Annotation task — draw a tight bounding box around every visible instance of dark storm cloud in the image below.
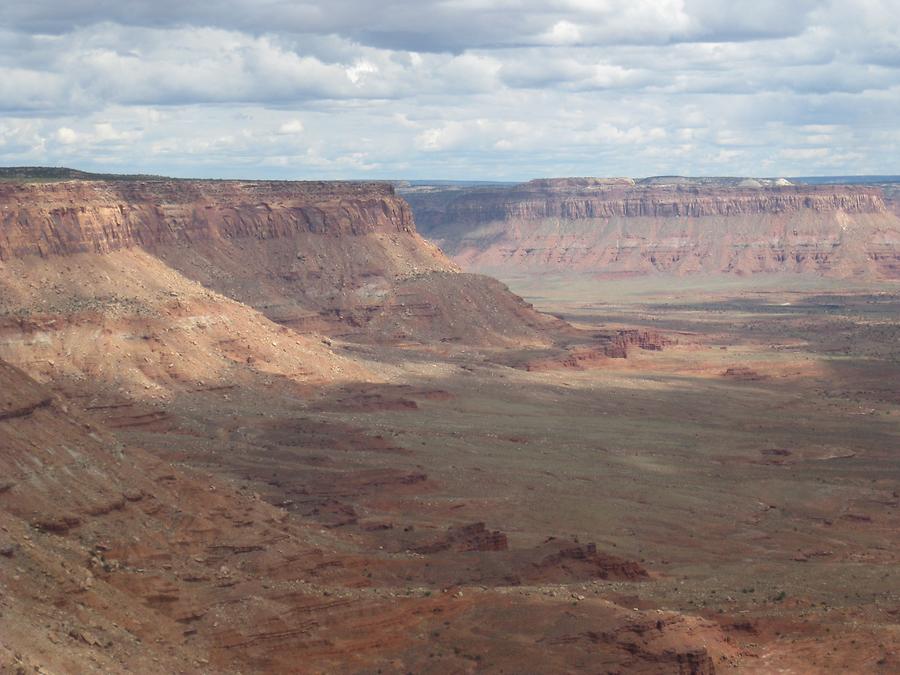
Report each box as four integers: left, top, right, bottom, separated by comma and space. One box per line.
3, 0, 823, 51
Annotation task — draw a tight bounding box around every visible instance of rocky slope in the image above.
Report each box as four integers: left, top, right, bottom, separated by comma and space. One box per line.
1, 358, 740, 673
0, 356, 332, 672
0, 179, 560, 348
405, 177, 900, 278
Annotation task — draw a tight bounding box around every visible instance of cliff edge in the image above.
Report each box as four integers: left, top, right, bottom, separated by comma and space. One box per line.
405, 178, 900, 278
0, 177, 561, 362
0, 180, 414, 260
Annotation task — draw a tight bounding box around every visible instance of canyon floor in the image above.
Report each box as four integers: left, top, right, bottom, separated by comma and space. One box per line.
478, 273, 900, 672
7, 270, 898, 672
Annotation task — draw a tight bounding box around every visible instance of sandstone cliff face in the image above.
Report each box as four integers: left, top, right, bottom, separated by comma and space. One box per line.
0, 178, 558, 351
883, 185, 900, 217
410, 178, 888, 224
405, 178, 900, 278
0, 180, 414, 260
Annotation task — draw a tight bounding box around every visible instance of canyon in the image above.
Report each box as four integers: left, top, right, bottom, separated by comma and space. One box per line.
404, 177, 900, 279
1, 172, 899, 673
0, 179, 561, 345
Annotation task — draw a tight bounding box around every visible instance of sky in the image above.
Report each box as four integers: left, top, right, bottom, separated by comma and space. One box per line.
0, 1, 898, 180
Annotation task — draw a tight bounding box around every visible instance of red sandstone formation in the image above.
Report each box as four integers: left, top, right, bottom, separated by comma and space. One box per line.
536, 542, 649, 581
412, 522, 509, 554
520, 329, 669, 371
0, 180, 414, 260
606, 329, 669, 354
0, 178, 561, 347
404, 177, 900, 278
410, 177, 887, 223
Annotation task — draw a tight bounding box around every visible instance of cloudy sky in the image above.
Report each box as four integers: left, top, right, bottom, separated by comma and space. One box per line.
1, 1, 898, 179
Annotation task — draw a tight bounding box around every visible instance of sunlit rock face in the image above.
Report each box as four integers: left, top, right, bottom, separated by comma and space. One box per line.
405, 178, 900, 279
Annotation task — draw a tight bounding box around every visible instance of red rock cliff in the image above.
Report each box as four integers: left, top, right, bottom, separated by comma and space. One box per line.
0, 178, 560, 347
405, 178, 900, 278
408, 178, 888, 225
0, 180, 414, 260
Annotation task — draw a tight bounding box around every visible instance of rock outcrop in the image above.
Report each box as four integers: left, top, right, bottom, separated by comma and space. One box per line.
404, 177, 900, 278
0, 178, 560, 348
409, 177, 887, 223
412, 522, 509, 554
520, 330, 669, 371
0, 180, 414, 260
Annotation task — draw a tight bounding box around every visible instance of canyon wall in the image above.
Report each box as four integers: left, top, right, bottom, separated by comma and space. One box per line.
0, 180, 415, 260
0, 178, 561, 376
405, 178, 900, 278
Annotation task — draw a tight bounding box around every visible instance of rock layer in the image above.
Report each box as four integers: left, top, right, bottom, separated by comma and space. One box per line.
0, 180, 413, 260
0, 178, 558, 348
405, 178, 900, 278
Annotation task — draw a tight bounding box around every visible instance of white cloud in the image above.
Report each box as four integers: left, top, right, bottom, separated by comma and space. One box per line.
0, 0, 814, 51
541, 21, 583, 46
0, 2, 896, 178
345, 59, 377, 84
92, 122, 140, 143
278, 119, 305, 134
415, 119, 535, 153
778, 147, 830, 160
55, 127, 79, 144
415, 124, 466, 152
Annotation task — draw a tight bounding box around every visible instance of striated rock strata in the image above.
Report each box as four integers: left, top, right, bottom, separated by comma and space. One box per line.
405, 177, 900, 278
0, 179, 560, 353
0, 180, 415, 260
